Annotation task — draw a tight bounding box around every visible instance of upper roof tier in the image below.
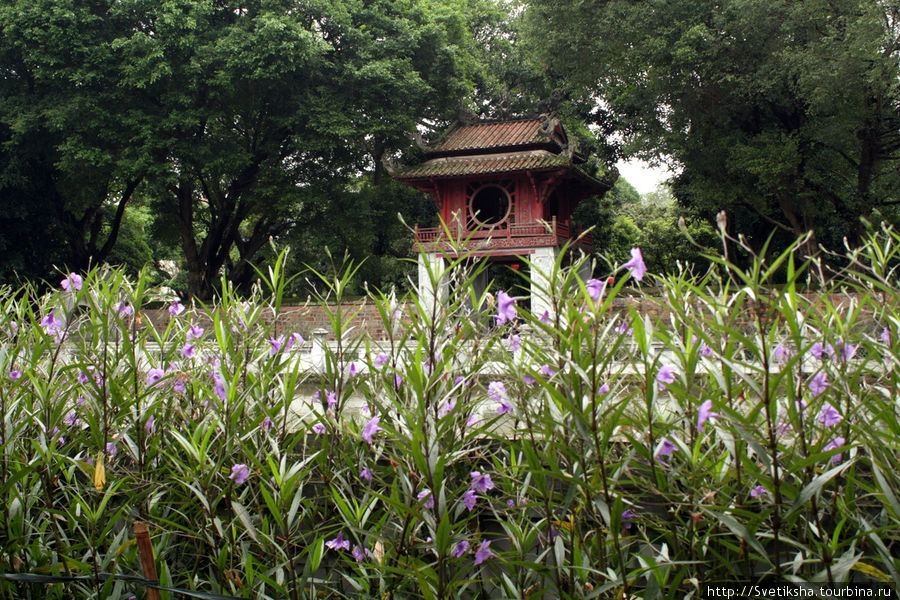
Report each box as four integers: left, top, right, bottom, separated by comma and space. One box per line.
422, 118, 568, 157
388, 115, 612, 193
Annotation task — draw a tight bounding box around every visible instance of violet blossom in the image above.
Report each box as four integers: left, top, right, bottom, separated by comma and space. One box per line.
808, 371, 830, 397
656, 365, 677, 390
60, 273, 83, 292
470, 471, 495, 493
817, 403, 842, 427
473, 541, 495, 566
452, 540, 470, 558
462, 489, 478, 511
622, 247, 647, 281
697, 400, 719, 433
495, 291, 517, 325
361, 416, 382, 445
229, 463, 250, 485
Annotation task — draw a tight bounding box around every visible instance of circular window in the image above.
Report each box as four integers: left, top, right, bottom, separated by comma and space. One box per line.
470, 185, 510, 226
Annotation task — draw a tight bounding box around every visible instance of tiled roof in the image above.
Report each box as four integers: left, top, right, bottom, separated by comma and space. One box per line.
426, 119, 563, 155
394, 150, 571, 179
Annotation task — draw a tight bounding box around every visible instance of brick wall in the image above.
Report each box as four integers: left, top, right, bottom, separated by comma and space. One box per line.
140, 291, 876, 342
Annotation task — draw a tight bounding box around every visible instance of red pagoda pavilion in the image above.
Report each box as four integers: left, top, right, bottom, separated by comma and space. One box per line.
389, 115, 615, 315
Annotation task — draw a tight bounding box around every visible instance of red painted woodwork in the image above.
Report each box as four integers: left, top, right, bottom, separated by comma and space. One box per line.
389, 117, 612, 256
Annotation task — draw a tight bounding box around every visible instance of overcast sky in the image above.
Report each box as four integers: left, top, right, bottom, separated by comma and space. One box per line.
616, 159, 673, 195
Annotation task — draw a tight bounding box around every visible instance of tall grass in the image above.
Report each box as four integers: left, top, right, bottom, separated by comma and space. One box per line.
0, 228, 898, 599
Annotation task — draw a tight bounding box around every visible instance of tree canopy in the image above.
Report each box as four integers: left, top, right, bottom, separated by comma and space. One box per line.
521, 0, 900, 254
2, 0, 899, 291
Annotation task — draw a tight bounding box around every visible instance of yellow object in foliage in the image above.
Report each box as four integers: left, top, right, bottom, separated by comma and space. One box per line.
93, 452, 106, 491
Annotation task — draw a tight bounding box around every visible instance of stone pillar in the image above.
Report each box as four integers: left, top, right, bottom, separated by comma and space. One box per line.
417, 252, 448, 310
530, 246, 559, 319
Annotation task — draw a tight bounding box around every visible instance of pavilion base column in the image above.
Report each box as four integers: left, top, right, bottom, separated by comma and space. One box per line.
529, 246, 558, 319
417, 252, 448, 311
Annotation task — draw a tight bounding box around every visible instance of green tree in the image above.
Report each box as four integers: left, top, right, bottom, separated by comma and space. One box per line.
114, 0, 490, 299
521, 0, 900, 254
0, 0, 155, 282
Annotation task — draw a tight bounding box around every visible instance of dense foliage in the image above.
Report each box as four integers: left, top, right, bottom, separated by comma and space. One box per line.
521, 0, 900, 254
0, 0, 498, 295
1, 228, 899, 599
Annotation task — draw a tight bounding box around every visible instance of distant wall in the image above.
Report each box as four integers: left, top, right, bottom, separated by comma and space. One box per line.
140, 292, 875, 342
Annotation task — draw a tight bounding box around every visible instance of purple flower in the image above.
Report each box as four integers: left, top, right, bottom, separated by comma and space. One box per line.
63, 410, 81, 427
522, 374, 536, 385
360, 466, 373, 482
325, 390, 338, 410
470, 471, 495, 493
700, 344, 713, 357
495, 291, 517, 325
539, 364, 556, 377
261, 416, 274, 431
817, 403, 842, 427
349, 362, 359, 377
312, 423, 326, 434
146, 368, 165, 387
452, 540, 470, 558
188, 324, 205, 339
180, 343, 196, 359
49, 427, 65, 445
774, 344, 795, 363
41, 313, 64, 337
750, 485, 768, 499
823, 437, 846, 463
361, 416, 382, 445
505, 334, 522, 353
615, 320, 632, 335
586, 278, 605, 300
212, 372, 227, 402
144, 415, 156, 434
106, 442, 118, 457
374, 353, 389, 367
325, 532, 351, 552
540, 310, 552, 324
285, 332, 304, 350
465, 413, 479, 428
487, 381, 506, 402
394, 373, 403, 388
496, 399, 513, 415
621, 509, 636, 530
473, 541, 495, 566
775, 422, 793, 437
656, 437, 677, 459
462, 489, 478, 511
622, 247, 647, 281
113, 302, 133, 316
838, 343, 856, 362
810, 342, 834, 361
881, 327, 891, 344
439, 399, 457, 417
9, 370, 21, 381
268, 335, 285, 356
808, 371, 829, 397
417, 489, 434, 509
229, 463, 250, 485
168, 301, 185, 317
351, 545, 369, 562
60, 273, 83, 292
697, 400, 719, 433
598, 383, 611, 396
656, 365, 677, 390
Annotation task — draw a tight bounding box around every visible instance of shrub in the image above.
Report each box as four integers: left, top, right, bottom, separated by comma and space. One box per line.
0, 230, 899, 599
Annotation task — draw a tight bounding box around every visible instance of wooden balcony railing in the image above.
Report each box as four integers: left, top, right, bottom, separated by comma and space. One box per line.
414, 217, 593, 248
